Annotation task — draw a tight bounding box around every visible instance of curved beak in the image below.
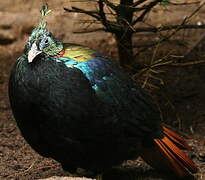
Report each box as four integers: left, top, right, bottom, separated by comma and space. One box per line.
28, 43, 42, 63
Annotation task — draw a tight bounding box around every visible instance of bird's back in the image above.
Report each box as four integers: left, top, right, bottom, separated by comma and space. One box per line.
59, 43, 163, 138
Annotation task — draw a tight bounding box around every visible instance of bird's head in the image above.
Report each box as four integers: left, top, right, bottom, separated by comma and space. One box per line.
26, 27, 63, 63
25, 4, 63, 63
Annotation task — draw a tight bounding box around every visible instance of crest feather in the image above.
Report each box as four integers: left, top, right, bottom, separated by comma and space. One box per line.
39, 4, 52, 29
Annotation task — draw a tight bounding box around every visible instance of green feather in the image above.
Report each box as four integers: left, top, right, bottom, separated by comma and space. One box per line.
39, 4, 52, 29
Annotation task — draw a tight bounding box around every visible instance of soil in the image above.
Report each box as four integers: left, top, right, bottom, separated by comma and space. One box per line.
0, 1, 205, 180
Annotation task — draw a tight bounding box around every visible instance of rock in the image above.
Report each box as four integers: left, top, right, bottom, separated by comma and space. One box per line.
0, 30, 16, 45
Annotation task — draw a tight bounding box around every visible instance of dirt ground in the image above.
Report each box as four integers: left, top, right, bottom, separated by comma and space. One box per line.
0, 1, 205, 180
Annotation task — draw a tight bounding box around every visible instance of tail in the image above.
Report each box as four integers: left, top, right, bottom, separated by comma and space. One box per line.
140, 126, 198, 177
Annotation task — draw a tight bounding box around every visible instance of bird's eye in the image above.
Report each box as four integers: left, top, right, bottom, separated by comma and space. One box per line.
44, 39, 49, 44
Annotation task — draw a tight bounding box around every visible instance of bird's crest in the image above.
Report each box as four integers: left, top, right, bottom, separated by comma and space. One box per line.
39, 4, 52, 29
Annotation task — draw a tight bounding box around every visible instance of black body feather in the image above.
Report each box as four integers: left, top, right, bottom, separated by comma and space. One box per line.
9, 54, 162, 173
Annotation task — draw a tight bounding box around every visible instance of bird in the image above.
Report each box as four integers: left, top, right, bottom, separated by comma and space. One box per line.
9, 4, 197, 178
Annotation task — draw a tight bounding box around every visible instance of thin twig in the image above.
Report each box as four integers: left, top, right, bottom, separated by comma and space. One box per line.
104, 0, 118, 11
10, 164, 59, 178
169, 1, 200, 6
98, 0, 108, 28
169, 59, 205, 67
132, 0, 162, 25
132, 0, 150, 7
134, 24, 205, 33
74, 28, 106, 33
64, 7, 100, 20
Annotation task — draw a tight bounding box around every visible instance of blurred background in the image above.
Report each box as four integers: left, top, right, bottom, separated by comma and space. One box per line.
0, 0, 205, 179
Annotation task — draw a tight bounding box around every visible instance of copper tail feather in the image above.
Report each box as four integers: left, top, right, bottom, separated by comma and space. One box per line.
140, 126, 198, 177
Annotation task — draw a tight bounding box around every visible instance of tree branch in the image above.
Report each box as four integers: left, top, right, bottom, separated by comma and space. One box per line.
134, 24, 205, 33
103, 0, 118, 11
64, 5, 123, 33
132, 0, 150, 7
98, 0, 108, 28
64, 7, 100, 20
169, 1, 200, 6
73, 28, 106, 33
132, 0, 162, 25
